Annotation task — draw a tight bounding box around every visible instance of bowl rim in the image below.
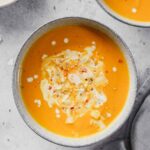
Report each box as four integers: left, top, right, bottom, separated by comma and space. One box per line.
0, 0, 17, 8
12, 17, 138, 147
96, 0, 150, 28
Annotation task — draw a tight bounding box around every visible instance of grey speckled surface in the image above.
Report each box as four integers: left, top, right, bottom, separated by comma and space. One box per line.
0, 0, 150, 150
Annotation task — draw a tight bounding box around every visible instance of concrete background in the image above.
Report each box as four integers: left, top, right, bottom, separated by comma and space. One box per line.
0, 0, 150, 149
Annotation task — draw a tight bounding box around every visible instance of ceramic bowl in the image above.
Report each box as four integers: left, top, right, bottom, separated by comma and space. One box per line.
97, 0, 150, 27
0, 0, 17, 8
13, 17, 138, 147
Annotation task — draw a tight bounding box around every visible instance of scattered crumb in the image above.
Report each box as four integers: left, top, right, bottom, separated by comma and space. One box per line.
27, 74, 39, 83
27, 77, 33, 83
99, 120, 106, 129
132, 8, 137, 13
34, 74, 38, 79
90, 119, 106, 129
106, 112, 112, 118
92, 41, 96, 45
51, 40, 56, 46
112, 67, 117, 72
84, 45, 96, 52
55, 108, 61, 118
34, 99, 41, 107
42, 54, 48, 60
8, 109, 11, 112
55, 108, 60, 114
66, 116, 74, 124
64, 38, 69, 44
90, 110, 100, 119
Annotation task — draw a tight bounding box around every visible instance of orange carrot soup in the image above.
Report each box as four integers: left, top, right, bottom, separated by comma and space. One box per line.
103, 0, 150, 22
20, 25, 130, 138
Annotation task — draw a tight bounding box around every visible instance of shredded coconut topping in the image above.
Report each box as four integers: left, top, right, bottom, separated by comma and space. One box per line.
40, 46, 108, 125
34, 99, 41, 107
42, 54, 48, 60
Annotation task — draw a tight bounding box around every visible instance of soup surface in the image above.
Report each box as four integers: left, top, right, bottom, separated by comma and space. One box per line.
103, 0, 150, 22
20, 25, 129, 138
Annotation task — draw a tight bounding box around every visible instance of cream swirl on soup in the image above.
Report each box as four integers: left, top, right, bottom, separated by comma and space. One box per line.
40, 46, 108, 124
